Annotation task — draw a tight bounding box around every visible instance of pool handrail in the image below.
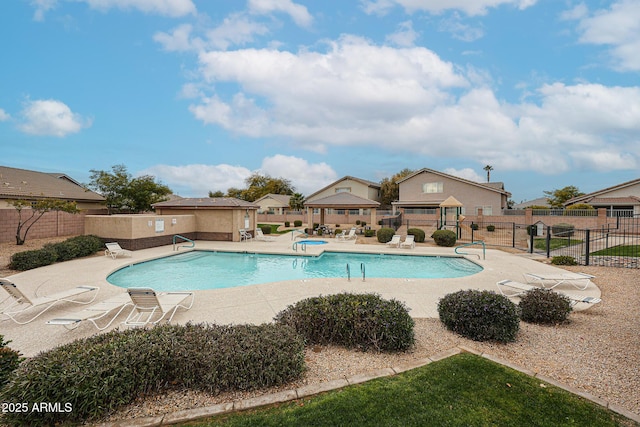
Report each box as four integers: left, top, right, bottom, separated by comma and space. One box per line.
361, 263, 366, 281
173, 235, 195, 251
346, 263, 350, 281
454, 241, 485, 260
291, 229, 309, 240
292, 242, 307, 252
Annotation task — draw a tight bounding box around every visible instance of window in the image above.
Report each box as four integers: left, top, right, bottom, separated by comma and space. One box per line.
422, 182, 443, 193
348, 209, 360, 215
475, 206, 492, 215
335, 187, 351, 193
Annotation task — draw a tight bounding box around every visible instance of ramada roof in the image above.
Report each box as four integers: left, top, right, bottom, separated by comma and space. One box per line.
153, 197, 259, 209
0, 165, 105, 202
304, 192, 380, 208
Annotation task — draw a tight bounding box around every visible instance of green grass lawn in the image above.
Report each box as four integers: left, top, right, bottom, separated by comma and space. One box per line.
180, 354, 635, 427
591, 245, 640, 257
257, 224, 290, 235
534, 238, 583, 251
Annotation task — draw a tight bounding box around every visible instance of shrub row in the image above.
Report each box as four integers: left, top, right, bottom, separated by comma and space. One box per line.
9, 235, 104, 271
275, 293, 415, 352
0, 323, 305, 426
0, 336, 22, 389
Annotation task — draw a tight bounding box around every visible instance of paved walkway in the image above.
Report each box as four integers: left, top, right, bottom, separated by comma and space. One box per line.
1, 234, 602, 358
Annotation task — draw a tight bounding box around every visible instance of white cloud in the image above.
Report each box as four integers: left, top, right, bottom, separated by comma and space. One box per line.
154, 24, 203, 52
567, 0, 640, 71
31, 0, 196, 20
386, 20, 419, 47
18, 99, 91, 137
259, 155, 338, 195
205, 13, 271, 50
438, 12, 484, 41
443, 168, 484, 183
142, 155, 338, 197
0, 108, 10, 121
361, 0, 537, 16
248, 0, 313, 28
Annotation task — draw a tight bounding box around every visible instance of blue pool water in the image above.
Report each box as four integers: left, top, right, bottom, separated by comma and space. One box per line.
107, 251, 482, 291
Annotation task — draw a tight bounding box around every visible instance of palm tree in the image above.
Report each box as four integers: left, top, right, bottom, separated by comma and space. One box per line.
483, 165, 494, 182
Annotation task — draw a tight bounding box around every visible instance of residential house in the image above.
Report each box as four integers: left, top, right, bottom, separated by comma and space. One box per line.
565, 177, 640, 217
394, 168, 511, 217
253, 193, 292, 214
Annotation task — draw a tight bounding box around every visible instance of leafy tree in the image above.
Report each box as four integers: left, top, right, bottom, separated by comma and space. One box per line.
483, 165, 494, 182
226, 173, 295, 202
380, 168, 414, 208
289, 193, 305, 210
208, 190, 225, 198
9, 199, 79, 245
88, 164, 171, 213
543, 186, 584, 208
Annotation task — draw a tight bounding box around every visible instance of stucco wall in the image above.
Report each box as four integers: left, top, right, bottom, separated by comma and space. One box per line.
307, 179, 375, 202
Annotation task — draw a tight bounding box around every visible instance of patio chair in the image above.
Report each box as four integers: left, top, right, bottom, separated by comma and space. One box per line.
123, 287, 194, 328
496, 279, 601, 307
255, 228, 276, 241
400, 235, 415, 249
523, 272, 596, 291
0, 278, 99, 324
337, 227, 357, 241
46, 293, 133, 330
239, 229, 253, 242
105, 242, 132, 260
386, 234, 401, 248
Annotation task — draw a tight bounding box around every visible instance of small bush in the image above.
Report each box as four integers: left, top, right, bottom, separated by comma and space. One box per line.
294, 220, 302, 227
9, 247, 58, 271
470, 223, 479, 230
284, 221, 290, 227
431, 229, 457, 247
0, 323, 305, 426
275, 293, 415, 352
552, 223, 575, 237
361, 221, 367, 227
551, 255, 578, 266
355, 220, 361, 225
519, 288, 572, 325
261, 225, 272, 234
486, 225, 495, 232
364, 229, 376, 237
407, 228, 425, 243
0, 335, 22, 389
438, 290, 520, 343
334, 228, 343, 236
377, 227, 395, 243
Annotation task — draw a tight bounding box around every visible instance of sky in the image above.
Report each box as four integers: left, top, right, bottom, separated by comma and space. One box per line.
0, 0, 639, 203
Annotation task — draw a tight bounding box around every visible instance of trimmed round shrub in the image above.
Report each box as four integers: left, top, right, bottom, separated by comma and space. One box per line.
519, 288, 572, 325
551, 255, 578, 266
431, 229, 457, 247
293, 220, 303, 227
0, 323, 305, 426
377, 227, 395, 243
275, 293, 415, 352
407, 228, 425, 243
470, 223, 479, 230
0, 335, 22, 389
9, 247, 58, 271
260, 225, 272, 234
364, 229, 376, 237
552, 223, 575, 237
284, 221, 290, 227
438, 290, 520, 343
486, 225, 496, 232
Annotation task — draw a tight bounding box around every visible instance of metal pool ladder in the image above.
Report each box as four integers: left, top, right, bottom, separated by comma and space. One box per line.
454, 241, 485, 260
173, 235, 195, 251
292, 242, 307, 252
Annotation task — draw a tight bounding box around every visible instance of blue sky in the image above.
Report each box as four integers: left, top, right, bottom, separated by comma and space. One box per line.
1, 0, 638, 202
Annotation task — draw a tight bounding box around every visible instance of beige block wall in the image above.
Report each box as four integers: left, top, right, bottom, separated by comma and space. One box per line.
85, 214, 196, 240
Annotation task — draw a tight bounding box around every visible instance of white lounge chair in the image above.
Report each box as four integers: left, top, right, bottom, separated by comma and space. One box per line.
255, 228, 276, 241
124, 287, 194, 327
46, 293, 133, 330
337, 227, 357, 241
0, 278, 99, 324
496, 279, 602, 307
105, 242, 132, 259
523, 272, 595, 290
239, 229, 253, 242
386, 234, 401, 248
400, 235, 415, 249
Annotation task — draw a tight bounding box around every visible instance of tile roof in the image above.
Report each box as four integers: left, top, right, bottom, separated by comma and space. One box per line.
153, 197, 259, 209
305, 176, 381, 199
0, 166, 105, 202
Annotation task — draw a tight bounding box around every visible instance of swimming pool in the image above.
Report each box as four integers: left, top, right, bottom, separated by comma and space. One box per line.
296, 240, 328, 245
107, 251, 482, 291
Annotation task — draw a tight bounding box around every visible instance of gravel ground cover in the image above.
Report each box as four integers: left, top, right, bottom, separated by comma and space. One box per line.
1, 238, 638, 424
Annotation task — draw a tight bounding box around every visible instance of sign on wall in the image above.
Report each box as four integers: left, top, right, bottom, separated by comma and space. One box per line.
155, 219, 165, 233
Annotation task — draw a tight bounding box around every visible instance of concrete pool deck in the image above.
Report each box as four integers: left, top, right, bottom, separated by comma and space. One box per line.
1, 233, 602, 358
